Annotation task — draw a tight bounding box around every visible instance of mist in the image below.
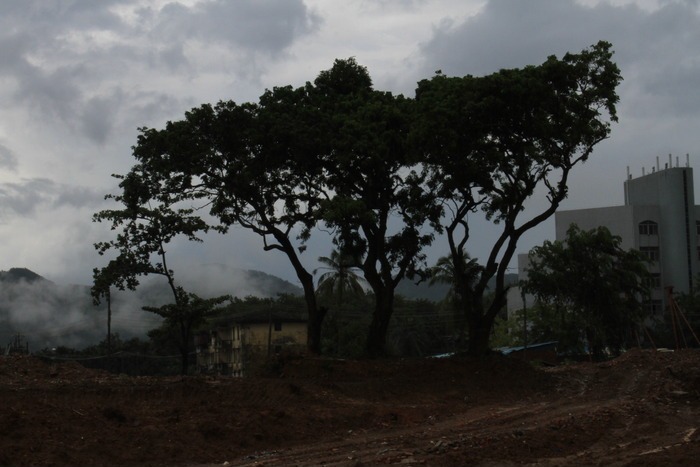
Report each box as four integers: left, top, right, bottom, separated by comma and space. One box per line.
0, 265, 302, 352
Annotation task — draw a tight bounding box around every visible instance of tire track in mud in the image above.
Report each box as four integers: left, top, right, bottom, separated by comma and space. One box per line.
226, 352, 700, 466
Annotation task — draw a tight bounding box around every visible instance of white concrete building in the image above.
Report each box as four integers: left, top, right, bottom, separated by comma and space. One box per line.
508, 155, 698, 319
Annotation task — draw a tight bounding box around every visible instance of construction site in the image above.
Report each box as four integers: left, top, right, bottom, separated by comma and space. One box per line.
1, 345, 699, 466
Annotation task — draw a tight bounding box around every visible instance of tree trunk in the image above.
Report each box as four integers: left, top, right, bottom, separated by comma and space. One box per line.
297, 270, 326, 355
277, 233, 326, 355
365, 289, 394, 358
466, 319, 493, 356
106, 290, 112, 354
181, 348, 189, 375
307, 306, 328, 355
180, 323, 190, 376
465, 294, 494, 357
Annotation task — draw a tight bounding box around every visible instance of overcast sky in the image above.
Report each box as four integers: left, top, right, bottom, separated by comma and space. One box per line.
0, 0, 699, 289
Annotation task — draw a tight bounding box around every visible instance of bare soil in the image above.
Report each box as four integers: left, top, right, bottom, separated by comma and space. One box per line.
1, 349, 700, 466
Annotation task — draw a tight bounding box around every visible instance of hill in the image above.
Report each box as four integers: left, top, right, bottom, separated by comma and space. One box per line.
0, 266, 302, 352
0, 267, 50, 284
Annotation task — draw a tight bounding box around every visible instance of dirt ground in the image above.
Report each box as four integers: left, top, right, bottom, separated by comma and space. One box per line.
1, 349, 700, 467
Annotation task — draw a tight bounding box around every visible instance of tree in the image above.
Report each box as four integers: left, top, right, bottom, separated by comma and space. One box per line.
314, 249, 366, 306
93, 167, 230, 374
143, 291, 229, 375
414, 41, 622, 356
125, 84, 330, 354
523, 224, 652, 358
429, 253, 483, 342
315, 59, 442, 357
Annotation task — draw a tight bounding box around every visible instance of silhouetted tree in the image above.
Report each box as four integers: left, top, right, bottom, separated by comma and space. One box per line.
414, 41, 622, 356
93, 168, 229, 374
315, 59, 442, 357
314, 249, 366, 306
125, 85, 329, 354
429, 253, 483, 342
523, 224, 651, 358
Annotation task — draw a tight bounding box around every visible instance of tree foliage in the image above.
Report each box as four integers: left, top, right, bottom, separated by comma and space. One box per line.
92, 168, 229, 374
94, 41, 622, 359
314, 249, 366, 305
523, 224, 651, 358
315, 58, 442, 357
413, 41, 622, 356
429, 253, 483, 342
119, 84, 330, 354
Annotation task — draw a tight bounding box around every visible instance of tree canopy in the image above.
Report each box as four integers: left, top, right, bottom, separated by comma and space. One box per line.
314, 249, 366, 305
414, 40, 622, 355
523, 224, 651, 358
94, 41, 622, 359
92, 168, 229, 374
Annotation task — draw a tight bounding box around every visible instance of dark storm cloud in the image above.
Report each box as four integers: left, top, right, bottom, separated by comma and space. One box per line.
0, 1, 319, 146
0, 0, 125, 30
155, 0, 321, 55
418, 0, 700, 119
52, 185, 104, 210
127, 90, 191, 127
80, 91, 125, 145
0, 178, 101, 218
0, 143, 18, 171
419, 0, 634, 75
0, 2, 128, 142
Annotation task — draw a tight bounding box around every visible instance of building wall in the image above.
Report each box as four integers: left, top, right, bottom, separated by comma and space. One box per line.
241, 321, 307, 357
555, 206, 636, 248
195, 326, 244, 376
624, 167, 697, 293
509, 165, 698, 321
196, 320, 307, 376
506, 253, 535, 317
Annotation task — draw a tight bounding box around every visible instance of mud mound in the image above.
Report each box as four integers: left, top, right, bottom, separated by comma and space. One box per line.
2, 350, 700, 466
0, 355, 107, 385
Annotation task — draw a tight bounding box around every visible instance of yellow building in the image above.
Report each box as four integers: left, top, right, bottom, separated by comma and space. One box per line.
195, 313, 307, 376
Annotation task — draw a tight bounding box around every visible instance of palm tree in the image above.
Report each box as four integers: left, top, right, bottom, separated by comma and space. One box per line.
314, 249, 366, 306
430, 253, 483, 343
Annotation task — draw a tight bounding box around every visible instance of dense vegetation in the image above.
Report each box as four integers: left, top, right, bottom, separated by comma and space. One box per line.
93, 41, 622, 359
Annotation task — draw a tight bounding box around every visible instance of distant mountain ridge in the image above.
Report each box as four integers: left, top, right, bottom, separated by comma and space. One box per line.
0, 266, 517, 350
0, 268, 51, 284
236, 269, 302, 296
0, 266, 302, 351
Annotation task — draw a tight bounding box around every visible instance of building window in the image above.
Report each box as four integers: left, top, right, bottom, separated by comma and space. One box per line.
646, 273, 661, 288
639, 220, 659, 236
639, 246, 660, 262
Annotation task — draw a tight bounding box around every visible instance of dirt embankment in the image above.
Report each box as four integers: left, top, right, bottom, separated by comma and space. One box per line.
1, 349, 699, 466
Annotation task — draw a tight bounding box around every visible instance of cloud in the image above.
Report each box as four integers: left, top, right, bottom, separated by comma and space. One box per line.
0, 143, 18, 171
0, 178, 102, 218
80, 90, 125, 144
0, 1, 320, 146
0, 0, 698, 303
417, 0, 700, 119
419, 0, 626, 76
155, 0, 321, 55
408, 0, 700, 266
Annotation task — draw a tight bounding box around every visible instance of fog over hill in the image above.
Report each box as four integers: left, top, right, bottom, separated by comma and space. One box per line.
0, 264, 511, 352
0, 265, 302, 352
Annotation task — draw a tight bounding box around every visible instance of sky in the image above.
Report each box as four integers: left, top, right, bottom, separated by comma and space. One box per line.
1, 0, 699, 291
